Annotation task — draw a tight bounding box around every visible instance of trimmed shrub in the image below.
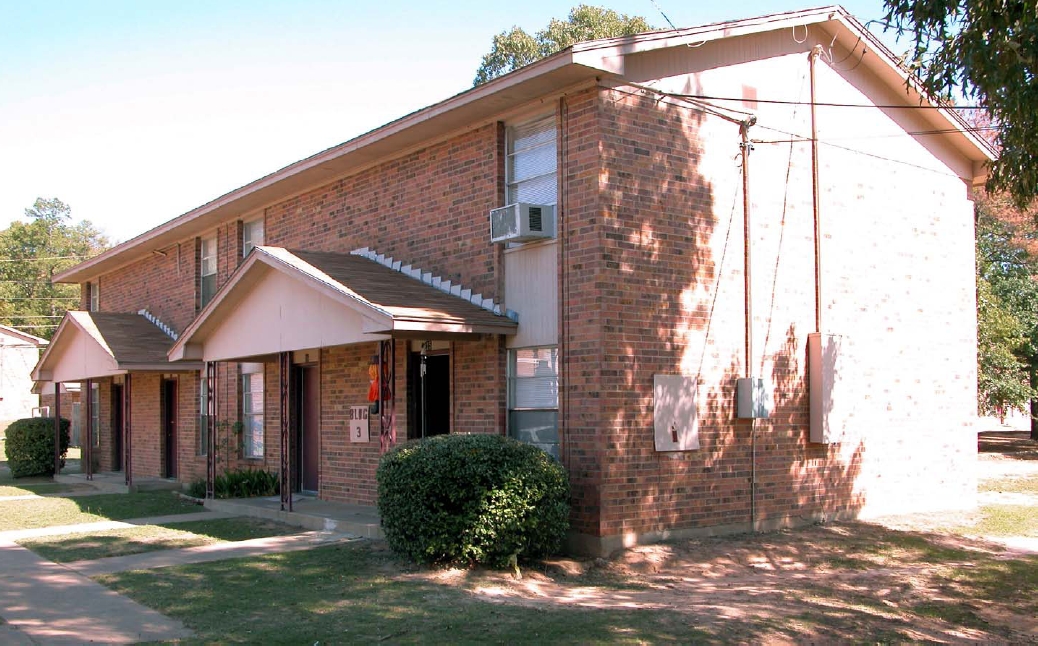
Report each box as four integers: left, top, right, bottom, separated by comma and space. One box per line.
187, 468, 280, 499
4, 417, 70, 478
377, 433, 570, 567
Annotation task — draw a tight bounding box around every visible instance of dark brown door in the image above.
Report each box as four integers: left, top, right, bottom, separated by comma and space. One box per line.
162, 378, 177, 478
409, 351, 450, 439
111, 384, 124, 471
297, 366, 319, 493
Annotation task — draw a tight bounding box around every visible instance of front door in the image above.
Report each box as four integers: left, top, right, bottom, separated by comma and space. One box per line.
295, 365, 320, 493
111, 384, 124, 471
409, 350, 450, 439
162, 378, 177, 479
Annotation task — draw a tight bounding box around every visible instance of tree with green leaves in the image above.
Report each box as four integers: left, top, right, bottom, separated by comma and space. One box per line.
473, 5, 653, 86
0, 198, 109, 339
883, 1, 1038, 205
975, 191, 1038, 439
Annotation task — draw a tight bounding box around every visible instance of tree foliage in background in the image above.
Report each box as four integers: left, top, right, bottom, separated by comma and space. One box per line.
975, 190, 1038, 439
473, 5, 653, 86
0, 199, 109, 339
883, 0, 1038, 205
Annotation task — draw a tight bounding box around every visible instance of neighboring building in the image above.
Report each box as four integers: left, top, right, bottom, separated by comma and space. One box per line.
0, 325, 47, 422
33, 7, 992, 555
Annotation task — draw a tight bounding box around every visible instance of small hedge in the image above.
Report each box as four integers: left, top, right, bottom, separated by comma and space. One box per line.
377, 433, 570, 568
187, 468, 280, 499
4, 417, 70, 478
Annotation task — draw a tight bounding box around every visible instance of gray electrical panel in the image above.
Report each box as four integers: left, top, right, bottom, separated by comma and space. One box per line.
736, 376, 771, 419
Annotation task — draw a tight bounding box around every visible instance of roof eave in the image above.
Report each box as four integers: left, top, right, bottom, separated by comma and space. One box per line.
54, 51, 612, 284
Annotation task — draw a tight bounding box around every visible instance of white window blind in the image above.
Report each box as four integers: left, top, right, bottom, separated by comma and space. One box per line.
241, 370, 264, 459
507, 116, 557, 206
200, 235, 217, 307
242, 219, 263, 257
508, 346, 559, 458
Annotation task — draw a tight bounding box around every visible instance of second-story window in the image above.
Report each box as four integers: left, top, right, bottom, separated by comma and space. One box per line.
200, 234, 217, 307
88, 280, 99, 311
506, 115, 557, 206
242, 218, 263, 258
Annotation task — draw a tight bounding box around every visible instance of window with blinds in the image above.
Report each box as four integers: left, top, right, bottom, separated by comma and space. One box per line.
242, 218, 263, 258
90, 383, 100, 448
506, 115, 557, 206
241, 369, 264, 459
508, 346, 559, 458
200, 235, 217, 307
198, 370, 209, 456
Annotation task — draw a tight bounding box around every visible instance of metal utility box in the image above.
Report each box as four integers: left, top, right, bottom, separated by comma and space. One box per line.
736, 376, 771, 419
653, 375, 700, 451
808, 332, 848, 443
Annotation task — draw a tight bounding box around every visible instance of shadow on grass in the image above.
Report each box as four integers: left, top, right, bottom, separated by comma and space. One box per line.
978, 431, 1038, 460
18, 518, 300, 563
96, 521, 1038, 644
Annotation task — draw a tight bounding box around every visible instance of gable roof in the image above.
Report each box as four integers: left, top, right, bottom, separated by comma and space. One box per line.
169, 246, 517, 362
0, 324, 47, 346
32, 311, 201, 384
54, 5, 995, 285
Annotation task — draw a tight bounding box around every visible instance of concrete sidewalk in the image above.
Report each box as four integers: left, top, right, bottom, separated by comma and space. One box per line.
67, 529, 360, 576
0, 539, 193, 644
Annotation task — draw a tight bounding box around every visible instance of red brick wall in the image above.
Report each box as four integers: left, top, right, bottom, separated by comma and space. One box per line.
265, 123, 502, 302
130, 373, 161, 477
99, 244, 197, 333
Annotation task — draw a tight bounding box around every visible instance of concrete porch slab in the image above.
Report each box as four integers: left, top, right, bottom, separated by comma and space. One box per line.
55, 471, 181, 494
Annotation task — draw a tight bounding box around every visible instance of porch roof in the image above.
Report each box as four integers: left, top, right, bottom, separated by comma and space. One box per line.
168, 246, 517, 363
32, 311, 202, 385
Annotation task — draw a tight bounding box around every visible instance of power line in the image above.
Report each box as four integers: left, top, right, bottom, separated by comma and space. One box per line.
0, 255, 91, 262
665, 92, 983, 111
648, 0, 676, 30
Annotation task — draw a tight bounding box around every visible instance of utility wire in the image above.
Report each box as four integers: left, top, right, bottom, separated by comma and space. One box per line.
666, 92, 982, 110
648, 0, 677, 30
0, 255, 90, 262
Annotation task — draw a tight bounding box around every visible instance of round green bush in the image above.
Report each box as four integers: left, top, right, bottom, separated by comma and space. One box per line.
377, 433, 570, 567
4, 417, 70, 478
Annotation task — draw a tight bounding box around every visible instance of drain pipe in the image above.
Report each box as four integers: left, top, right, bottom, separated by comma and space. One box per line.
810, 44, 824, 333
740, 115, 758, 532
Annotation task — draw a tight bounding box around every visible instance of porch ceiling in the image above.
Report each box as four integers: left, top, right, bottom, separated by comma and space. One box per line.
169, 246, 517, 363
32, 311, 202, 384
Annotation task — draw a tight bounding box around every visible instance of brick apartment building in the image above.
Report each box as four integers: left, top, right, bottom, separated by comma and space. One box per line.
33, 7, 992, 555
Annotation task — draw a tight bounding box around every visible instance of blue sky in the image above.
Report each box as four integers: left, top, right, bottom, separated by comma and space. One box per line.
0, 1, 899, 243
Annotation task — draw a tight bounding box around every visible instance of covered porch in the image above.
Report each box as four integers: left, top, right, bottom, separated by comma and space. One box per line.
169, 246, 517, 511
31, 310, 202, 485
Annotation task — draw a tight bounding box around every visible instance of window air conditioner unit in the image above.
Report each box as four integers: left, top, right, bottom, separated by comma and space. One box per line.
489, 203, 555, 244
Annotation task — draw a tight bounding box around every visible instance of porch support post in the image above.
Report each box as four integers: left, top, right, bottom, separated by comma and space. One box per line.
206, 362, 217, 499
124, 373, 133, 488
84, 379, 93, 480
53, 383, 61, 476
279, 351, 292, 512
379, 339, 396, 454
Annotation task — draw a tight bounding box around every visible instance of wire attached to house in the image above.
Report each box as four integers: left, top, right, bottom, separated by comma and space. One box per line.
648, 0, 676, 30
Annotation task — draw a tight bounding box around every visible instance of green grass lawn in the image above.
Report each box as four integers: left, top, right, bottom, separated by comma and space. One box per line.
0, 483, 77, 497
958, 504, 1038, 537
980, 473, 1038, 494
17, 517, 301, 562
97, 543, 706, 644
94, 530, 1038, 644
0, 491, 203, 531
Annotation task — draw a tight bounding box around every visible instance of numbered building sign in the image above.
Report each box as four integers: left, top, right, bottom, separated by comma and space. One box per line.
349, 406, 370, 443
